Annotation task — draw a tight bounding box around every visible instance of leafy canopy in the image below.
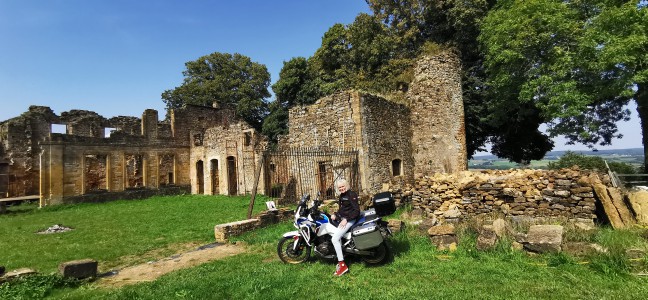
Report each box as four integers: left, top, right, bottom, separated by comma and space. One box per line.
162, 52, 271, 130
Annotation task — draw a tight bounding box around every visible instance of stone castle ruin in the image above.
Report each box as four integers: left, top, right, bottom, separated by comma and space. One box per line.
0, 50, 467, 208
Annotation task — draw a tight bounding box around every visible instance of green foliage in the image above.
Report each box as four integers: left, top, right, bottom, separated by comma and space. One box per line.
547, 151, 637, 173
162, 52, 271, 130
0, 274, 81, 300
480, 0, 647, 165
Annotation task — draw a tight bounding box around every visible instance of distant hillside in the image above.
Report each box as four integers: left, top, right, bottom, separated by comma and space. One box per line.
473, 148, 644, 160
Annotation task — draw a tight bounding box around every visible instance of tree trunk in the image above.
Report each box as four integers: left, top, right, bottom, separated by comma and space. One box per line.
636, 83, 648, 173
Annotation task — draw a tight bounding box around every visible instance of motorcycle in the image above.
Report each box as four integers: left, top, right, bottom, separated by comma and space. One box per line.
277, 192, 396, 265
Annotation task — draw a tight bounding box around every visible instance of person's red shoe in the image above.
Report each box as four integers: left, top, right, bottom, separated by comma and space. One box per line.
333, 261, 349, 276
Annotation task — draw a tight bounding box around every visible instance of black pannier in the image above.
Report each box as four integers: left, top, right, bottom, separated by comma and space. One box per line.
372, 192, 396, 216
351, 223, 384, 250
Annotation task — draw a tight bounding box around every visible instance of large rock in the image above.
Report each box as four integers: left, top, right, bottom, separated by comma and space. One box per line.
428, 224, 457, 251
0, 268, 37, 283
476, 225, 498, 251
59, 259, 98, 279
627, 190, 648, 225
492, 218, 508, 238
388, 219, 405, 233
524, 225, 563, 253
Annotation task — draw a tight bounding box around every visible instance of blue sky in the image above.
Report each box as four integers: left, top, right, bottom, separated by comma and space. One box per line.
0, 0, 642, 152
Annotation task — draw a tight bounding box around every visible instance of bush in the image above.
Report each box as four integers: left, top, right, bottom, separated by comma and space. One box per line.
547, 151, 637, 174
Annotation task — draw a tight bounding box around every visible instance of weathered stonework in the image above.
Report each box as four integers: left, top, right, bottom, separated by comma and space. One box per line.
408, 51, 467, 176
387, 168, 603, 222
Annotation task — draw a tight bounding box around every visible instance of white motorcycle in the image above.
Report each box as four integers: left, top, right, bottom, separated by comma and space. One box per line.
277, 192, 396, 265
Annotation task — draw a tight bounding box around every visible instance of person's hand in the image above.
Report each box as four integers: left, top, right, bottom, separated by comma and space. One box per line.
331, 214, 336, 221
339, 218, 348, 229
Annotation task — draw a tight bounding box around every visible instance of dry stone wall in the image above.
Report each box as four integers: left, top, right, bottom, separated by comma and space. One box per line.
388, 168, 601, 222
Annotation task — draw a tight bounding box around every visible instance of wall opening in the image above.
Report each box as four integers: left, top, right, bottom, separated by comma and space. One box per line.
227, 156, 237, 195
196, 160, 204, 194
84, 154, 107, 192
104, 127, 116, 138
392, 159, 402, 176
244, 132, 252, 146
0, 163, 8, 198
51, 124, 67, 134
125, 154, 144, 188
210, 159, 219, 195
159, 154, 174, 186
317, 161, 334, 198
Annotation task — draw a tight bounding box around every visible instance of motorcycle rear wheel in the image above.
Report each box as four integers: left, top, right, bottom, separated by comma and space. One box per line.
361, 242, 390, 265
277, 237, 311, 264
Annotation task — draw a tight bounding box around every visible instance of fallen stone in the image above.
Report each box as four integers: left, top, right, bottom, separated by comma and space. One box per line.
443, 207, 462, 218
627, 190, 648, 225
388, 219, 404, 233
492, 218, 508, 238
562, 242, 605, 256
590, 176, 624, 229
608, 187, 635, 226
417, 216, 438, 232
428, 224, 456, 236
59, 259, 98, 279
476, 225, 498, 251
524, 225, 563, 253
511, 241, 524, 251
1, 268, 37, 281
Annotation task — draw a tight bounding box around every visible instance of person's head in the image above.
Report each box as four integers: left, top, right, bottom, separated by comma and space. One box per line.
336, 179, 349, 194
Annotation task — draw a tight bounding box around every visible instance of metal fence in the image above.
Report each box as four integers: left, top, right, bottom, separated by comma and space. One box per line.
262, 148, 359, 203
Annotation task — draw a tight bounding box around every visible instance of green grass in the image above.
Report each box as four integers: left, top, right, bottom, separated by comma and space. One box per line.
3, 196, 648, 299
45, 223, 648, 300
0, 195, 269, 273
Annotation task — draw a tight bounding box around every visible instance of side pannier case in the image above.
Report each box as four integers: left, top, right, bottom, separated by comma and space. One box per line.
352, 223, 384, 250
372, 192, 396, 216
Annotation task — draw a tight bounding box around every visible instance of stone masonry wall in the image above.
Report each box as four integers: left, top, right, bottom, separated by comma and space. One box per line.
360, 93, 414, 192
387, 168, 600, 222
282, 91, 362, 150
407, 50, 467, 176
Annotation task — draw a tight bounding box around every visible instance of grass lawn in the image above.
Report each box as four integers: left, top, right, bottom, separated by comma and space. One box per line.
0, 194, 268, 273
2, 196, 648, 299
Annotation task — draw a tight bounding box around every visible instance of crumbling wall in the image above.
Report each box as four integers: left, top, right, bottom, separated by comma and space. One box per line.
282, 91, 362, 150
193, 120, 264, 196
407, 50, 467, 176
387, 168, 600, 222
360, 93, 414, 192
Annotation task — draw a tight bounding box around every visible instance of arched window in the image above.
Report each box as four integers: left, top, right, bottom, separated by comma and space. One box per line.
392, 159, 402, 176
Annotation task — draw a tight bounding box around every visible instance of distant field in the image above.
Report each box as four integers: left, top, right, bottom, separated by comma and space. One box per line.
469, 148, 644, 170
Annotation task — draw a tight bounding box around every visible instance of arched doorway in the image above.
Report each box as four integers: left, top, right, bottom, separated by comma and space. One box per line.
210, 159, 219, 195
196, 160, 204, 194
226, 156, 237, 195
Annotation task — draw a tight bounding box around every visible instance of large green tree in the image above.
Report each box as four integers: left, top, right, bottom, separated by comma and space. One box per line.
162, 52, 271, 130
480, 0, 647, 168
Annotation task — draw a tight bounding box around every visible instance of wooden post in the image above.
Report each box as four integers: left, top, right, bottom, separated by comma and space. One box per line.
247, 152, 265, 219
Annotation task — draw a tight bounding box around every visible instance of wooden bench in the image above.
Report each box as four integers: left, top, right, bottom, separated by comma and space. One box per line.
0, 195, 39, 214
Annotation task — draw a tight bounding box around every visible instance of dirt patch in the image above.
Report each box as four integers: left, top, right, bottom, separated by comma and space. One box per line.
98, 242, 246, 288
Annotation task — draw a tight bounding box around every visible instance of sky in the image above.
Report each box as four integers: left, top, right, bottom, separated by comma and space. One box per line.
0, 0, 643, 152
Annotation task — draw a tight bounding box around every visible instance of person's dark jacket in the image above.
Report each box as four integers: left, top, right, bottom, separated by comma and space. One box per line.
336, 190, 360, 221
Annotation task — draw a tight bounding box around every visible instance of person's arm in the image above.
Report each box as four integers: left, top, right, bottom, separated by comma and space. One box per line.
347, 191, 361, 220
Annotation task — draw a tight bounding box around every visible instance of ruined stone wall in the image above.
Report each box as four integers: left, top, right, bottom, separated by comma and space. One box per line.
360, 94, 414, 193
282, 91, 362, 150
171, 105, 235, 146
387, 168, 599, 222
407, 50, 467, 176
192, 121, 263, 196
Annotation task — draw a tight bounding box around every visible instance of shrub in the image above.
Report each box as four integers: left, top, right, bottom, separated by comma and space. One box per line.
547, 151, 637, 174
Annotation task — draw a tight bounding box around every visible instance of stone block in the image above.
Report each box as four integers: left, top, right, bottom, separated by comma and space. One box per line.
430, 235, 458, 251
1, 268, 37, 282
59, 259, 98, 279
476, 225, 497, 251
214, 219, 259, 242
524, 225, 563, 253
627, 190, 648, 225
388, 219, 405, 233
428, 224, 455, 236
492, 218, 508, 238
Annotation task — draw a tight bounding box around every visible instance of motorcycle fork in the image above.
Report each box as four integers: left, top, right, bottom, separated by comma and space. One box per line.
292, 235, 302, 251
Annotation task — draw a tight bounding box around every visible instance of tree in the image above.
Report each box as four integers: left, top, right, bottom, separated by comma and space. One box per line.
479, 0, 647, 169
162, 52, 271, 130
366, 0, 498, 157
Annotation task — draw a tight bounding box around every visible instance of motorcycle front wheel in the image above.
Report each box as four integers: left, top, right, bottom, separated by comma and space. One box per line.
277, 236, 311, 264
361, 242, 390, 265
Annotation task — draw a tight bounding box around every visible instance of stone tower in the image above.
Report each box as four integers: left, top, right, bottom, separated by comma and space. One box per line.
408, 50, 467, 177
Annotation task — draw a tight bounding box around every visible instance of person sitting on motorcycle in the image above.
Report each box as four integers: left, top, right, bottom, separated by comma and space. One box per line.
330, 179, 360, 276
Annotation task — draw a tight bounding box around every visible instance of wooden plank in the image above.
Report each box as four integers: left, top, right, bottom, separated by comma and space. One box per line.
0, 195, 40, 202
